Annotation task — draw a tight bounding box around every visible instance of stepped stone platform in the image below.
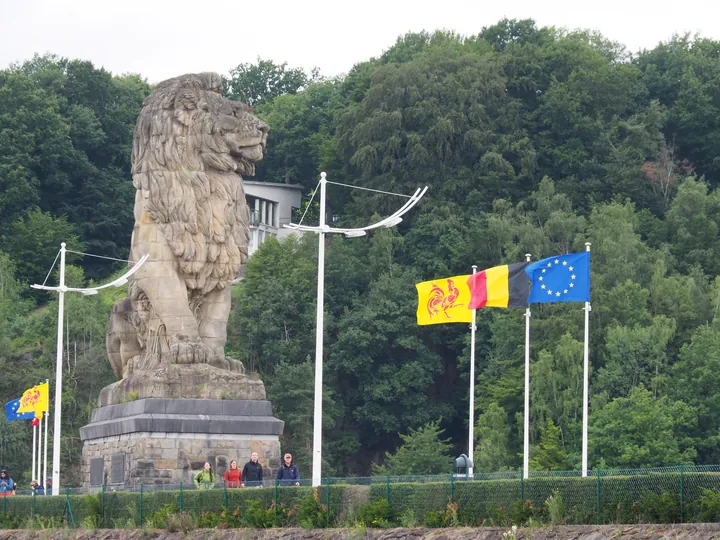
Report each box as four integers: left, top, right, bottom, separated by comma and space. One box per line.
80, 397, 283, 487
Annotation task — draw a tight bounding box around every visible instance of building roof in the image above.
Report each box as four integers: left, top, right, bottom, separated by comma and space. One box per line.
244, 181, 303, 190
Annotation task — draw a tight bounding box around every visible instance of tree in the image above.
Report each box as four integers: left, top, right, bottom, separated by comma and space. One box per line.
373, 420, 453, 475
474, 403, 512, 472
590, 386, 696, 468
225, 58, 319, 107
0, 209, 83, 288
530, 418, 571, 471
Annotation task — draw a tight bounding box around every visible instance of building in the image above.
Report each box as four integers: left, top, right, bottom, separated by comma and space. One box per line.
244, 181, 303, 256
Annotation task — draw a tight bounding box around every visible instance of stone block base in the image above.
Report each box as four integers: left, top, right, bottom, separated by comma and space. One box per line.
80, 398, 283, 487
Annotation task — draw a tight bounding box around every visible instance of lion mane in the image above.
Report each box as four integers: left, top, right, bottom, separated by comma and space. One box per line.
131, 72, 263, 293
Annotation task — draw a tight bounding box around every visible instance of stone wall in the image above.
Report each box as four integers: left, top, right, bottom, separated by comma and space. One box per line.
80, 398, 284, 487
3, 525, 720, 539
82, 431, 280, 486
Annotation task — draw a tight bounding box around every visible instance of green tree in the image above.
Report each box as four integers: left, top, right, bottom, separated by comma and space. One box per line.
530, 418, 571, 471
225, 58, 319, 107
373, 420, 453, 475
474, 403, 512, 472
590, 386, 696, 468
0, 209, 83, 287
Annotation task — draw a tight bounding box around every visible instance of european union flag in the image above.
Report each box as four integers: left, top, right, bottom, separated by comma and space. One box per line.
5, 398, 35, 422
525, 252, 590, 303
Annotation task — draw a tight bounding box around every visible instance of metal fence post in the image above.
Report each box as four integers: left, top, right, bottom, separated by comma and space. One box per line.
385, 475, 390, 505
139, 483, 143, 526
274, 479, 279, 507
223, 480, 228, 508
450, 473, 455, 500
325, 477, 330, 525
596, 469, 601, 525
179, 482, 183, 512
680, 464, 685, 523
32, 490, 36, 519
3, 491, 6, 516
101, 484, 105, 527
520, 468, 524, 501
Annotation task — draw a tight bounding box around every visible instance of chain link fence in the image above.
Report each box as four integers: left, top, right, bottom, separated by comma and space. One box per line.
2, 465, 720, 528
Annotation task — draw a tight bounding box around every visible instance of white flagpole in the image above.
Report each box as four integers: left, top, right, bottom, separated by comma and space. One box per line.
468, 265, 478, 477
523, 253, 532, 480
37, 415, 43, 485
582, 242, 592, 477
43, 407, 49, 493
32, 422, 37, 484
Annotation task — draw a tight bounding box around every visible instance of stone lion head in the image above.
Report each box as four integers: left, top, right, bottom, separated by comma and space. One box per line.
131, 72, 269, 292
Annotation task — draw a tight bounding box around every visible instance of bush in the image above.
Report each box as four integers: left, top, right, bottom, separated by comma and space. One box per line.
355, 498, 396, 528
296, 490, 330, 528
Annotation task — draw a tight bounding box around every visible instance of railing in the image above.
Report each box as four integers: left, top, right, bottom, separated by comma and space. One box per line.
3, 466, 720, 529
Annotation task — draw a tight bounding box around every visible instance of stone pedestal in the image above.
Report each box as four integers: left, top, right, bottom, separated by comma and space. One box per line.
80, 397, 284, 487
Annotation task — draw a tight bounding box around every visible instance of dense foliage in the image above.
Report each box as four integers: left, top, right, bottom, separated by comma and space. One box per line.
2, 20, 720, 484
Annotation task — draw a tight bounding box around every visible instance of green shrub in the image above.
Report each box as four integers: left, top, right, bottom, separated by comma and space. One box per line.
355, 498, 396, 528
640, 491, 680, 523
296, 490, 330, 528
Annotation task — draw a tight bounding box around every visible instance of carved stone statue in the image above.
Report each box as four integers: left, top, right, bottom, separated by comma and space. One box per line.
106, 73, 268, 383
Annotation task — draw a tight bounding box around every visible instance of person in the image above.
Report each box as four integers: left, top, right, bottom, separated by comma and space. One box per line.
0, 470, 14, 495
30, 479, 44, 495
194, 462, 215, 490
242, 452, 264, 488
276, 453, 300, 486
45, 478, 52, 495
223, 460, 242, 488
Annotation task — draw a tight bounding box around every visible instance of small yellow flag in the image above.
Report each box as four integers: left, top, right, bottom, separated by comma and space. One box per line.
416, 275, 473, 325
18, 382, 49, 418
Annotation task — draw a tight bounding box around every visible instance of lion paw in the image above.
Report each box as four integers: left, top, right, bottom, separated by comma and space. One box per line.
168, 341, 208, 364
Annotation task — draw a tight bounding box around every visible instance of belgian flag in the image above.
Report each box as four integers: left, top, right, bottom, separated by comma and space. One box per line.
467, 262, 530, 309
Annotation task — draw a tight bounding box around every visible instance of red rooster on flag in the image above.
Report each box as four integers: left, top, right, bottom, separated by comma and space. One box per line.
427, 279, 465, 319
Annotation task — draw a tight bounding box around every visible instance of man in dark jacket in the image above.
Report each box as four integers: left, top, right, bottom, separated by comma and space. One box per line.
242, 452, 264, 487
276, 453, 300, 486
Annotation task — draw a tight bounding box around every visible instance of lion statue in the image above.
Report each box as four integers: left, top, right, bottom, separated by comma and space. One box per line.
107, 72, 268, 379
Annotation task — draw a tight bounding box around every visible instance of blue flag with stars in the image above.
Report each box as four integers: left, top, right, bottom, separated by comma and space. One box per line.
5, 398, 35, 422
525, 252, 590, 303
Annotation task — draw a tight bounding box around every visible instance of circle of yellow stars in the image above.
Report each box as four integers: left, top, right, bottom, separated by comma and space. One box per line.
537, 258, 576, 297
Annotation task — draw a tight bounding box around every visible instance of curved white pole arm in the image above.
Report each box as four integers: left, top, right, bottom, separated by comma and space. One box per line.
283, 186, 428, 235
30, 254, 149, 294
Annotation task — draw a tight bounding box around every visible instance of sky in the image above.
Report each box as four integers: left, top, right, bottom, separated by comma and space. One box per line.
1, 0, 718, 83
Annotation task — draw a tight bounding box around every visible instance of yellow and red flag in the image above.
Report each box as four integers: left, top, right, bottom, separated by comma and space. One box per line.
18, 382, 49, 419
416, 275, 473, 325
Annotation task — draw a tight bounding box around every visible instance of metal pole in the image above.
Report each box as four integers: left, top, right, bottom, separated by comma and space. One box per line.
582, 242, 591, 477
312, 172, 327, 487
37, 415, 42, 485
52, 242, 66, 495
32, 422, 37, 485
523, 253, 531, 480
43, 400, 48, 494
468, 265, 477, 478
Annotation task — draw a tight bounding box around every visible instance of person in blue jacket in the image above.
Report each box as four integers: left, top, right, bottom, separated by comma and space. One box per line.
276, 453, 300, 486
0, 470, 14, 494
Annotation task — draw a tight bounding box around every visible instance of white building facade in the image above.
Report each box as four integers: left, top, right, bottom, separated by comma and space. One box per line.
244, 181, 303, 256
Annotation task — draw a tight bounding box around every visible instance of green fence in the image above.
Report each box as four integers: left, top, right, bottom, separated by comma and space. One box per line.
3, 466, 720, 529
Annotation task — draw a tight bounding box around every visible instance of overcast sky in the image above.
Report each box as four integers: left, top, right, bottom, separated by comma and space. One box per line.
1, 0, 718, 83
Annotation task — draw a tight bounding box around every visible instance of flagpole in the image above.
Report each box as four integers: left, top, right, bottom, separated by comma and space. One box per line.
37, 415, 42, 485
523, 253, 532, 480
43, 406, 49, 493
32, 422, 37, 484
582, 242, 592, 477
468, 265, 478, 478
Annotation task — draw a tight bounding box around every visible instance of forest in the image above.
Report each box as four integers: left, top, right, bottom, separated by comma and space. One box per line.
1, 19, 720, 483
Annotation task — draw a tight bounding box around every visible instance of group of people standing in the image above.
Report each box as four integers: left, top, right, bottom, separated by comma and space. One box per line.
0, 469, 49, 495
193, 452, 301, 489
